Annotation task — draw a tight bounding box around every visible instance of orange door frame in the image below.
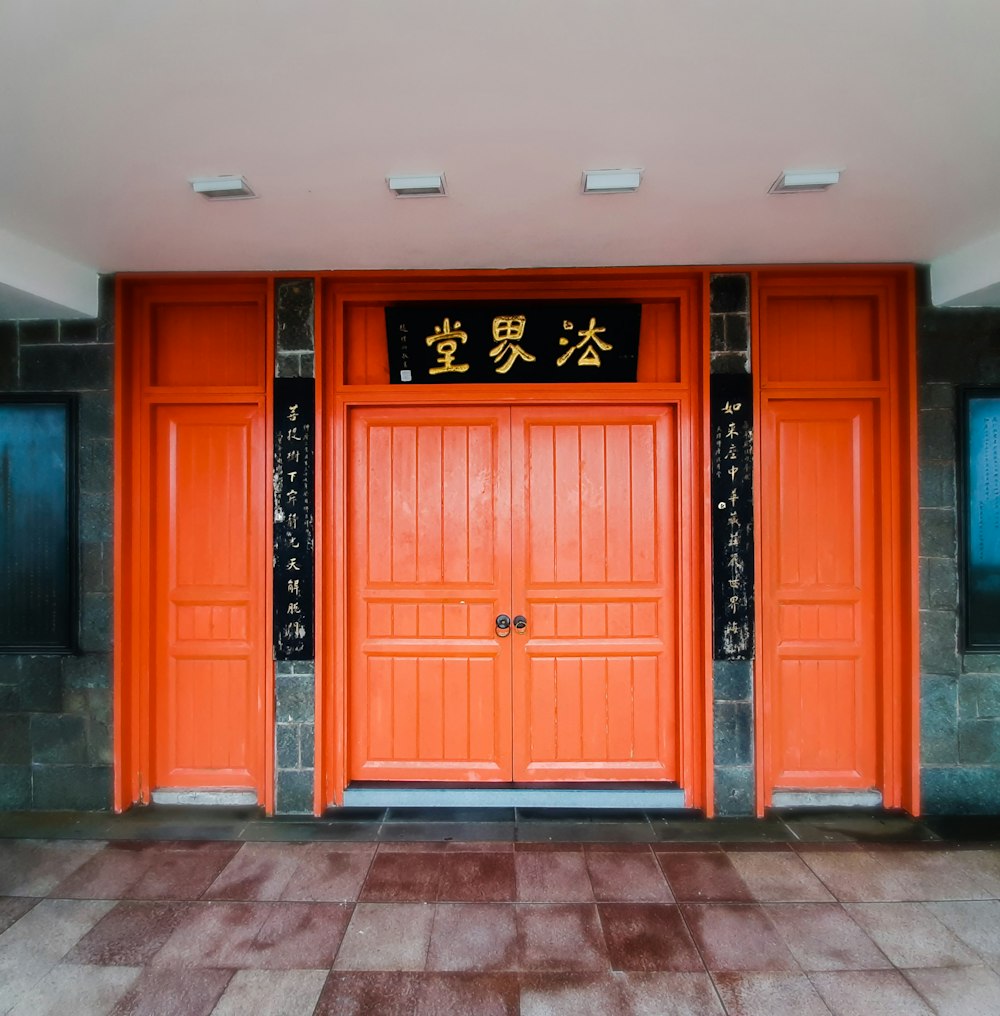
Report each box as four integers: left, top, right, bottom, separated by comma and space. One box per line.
317, 268, 711, 813
114, 275, 276, 813
751, 267, 920, 815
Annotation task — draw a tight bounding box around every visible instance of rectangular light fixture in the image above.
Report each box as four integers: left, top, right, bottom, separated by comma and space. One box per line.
387, 174, 446, 197
768, 169, 841, 194
190, 175, 256, 200
582, 169, 642, 194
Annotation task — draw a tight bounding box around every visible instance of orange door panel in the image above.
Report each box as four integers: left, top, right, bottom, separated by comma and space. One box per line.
759, 399, 879, 791
151, 403, 267, 792
348, 408, 514, 780
511, 407, 678, 781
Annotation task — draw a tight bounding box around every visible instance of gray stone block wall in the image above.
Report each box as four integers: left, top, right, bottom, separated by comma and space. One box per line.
709, 274, 755, 816
0, 276, 115, 809
918, 303, 1000, 813
274, 279, 317, 814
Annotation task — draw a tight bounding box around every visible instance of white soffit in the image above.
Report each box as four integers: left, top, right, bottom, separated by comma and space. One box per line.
0, 227, 98, 319
931, 229, 1000, 307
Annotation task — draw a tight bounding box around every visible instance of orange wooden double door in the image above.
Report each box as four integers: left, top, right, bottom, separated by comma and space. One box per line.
347, 403, 680, 783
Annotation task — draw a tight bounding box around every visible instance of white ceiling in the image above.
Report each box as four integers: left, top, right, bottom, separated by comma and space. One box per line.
3, 0, 1000, 318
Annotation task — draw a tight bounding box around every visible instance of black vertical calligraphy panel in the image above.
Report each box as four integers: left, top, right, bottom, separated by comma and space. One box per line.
273, 379, 315, 660
710, 374, 754, 660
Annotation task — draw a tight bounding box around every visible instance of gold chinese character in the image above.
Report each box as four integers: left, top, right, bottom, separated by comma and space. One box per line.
287, 579, 300, 596
287, 601, 301, 615
425, 318, 470, 375
721, 401, 742, 415
728, 466, 739, 481
490, 315, 536, 374
286, 449, 300, 463
724, 443, 738, 461
287, 403, 299, 422
556, 317, 612, 368
286, 558, 301, 572
725, 423, 738, 439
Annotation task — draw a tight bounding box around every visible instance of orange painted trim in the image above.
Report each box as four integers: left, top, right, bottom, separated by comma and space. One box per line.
699, 275, 715, 817
311, 274, 327, 816
900, 268, 922, 814
112, 281, 127, 811
262, 283, 276, 815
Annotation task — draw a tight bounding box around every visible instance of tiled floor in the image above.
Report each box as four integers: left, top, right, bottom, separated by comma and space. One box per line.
0, 811, 999, 1013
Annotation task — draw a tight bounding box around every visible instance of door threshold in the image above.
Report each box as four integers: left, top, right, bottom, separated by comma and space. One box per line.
150, 789, 259, 807
771, 790, 883, 809
342, 783, 687, 810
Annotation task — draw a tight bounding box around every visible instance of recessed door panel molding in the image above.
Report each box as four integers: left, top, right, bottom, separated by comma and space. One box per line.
754, 268, 919, 814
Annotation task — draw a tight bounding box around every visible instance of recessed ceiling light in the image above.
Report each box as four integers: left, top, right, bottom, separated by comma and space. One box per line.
582, 169, 642, 194
387, 174, 446, 197
190, 175, 256, 200
768, 169, 841, 194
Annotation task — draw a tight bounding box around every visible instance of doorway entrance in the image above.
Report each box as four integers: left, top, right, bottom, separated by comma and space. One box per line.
347, 403, 679, 783
116, 278, 272, 809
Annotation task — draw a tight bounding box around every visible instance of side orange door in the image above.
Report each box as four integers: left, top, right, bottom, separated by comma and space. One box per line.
510, 406, 679, 781
758, 399, 880, 792
151, 401, 267, 793
755, 281, 904, 802
347, 407, 514, 780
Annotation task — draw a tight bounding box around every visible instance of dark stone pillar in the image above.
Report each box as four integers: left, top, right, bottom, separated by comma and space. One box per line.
709, 273, 755, 816
273, 279, 317, 814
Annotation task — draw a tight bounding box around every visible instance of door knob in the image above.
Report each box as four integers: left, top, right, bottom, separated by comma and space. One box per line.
513, 614, 527, 632
496, 614, 511, 637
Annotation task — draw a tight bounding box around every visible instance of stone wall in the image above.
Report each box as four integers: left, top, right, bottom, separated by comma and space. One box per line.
0, 278, 115, 809
918, 303, 1000, 813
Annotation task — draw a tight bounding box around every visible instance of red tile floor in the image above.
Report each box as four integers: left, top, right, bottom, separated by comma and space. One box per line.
1, 814, 1000, 1014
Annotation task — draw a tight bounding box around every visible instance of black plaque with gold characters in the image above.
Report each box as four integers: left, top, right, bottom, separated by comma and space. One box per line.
385, 303, 641, 384
273, 378, 315, 660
